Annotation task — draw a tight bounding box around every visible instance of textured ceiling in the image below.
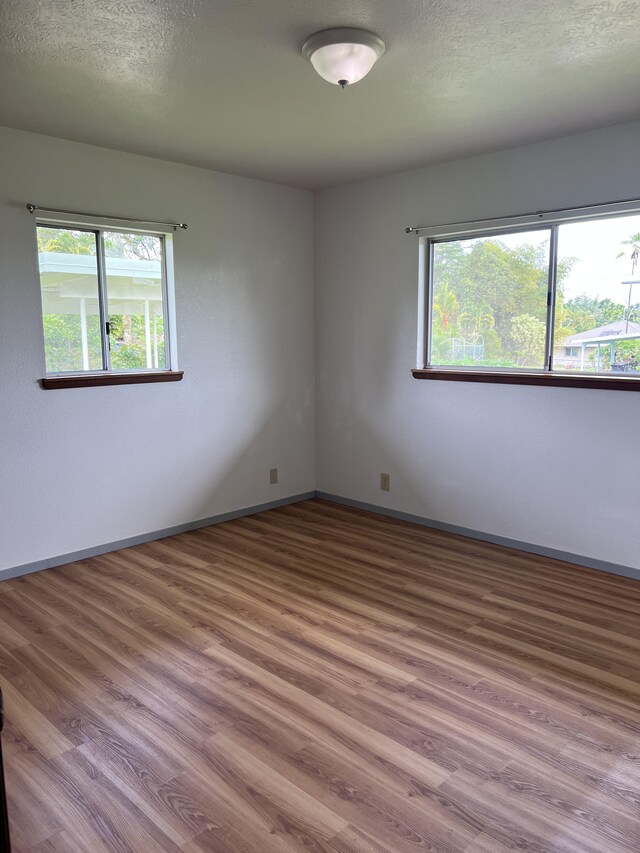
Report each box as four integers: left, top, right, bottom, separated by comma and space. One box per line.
1, 0, 639, 189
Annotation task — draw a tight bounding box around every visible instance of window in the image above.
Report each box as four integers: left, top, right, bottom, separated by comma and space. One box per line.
415, 204, 640, 389
36, 218, 180, 387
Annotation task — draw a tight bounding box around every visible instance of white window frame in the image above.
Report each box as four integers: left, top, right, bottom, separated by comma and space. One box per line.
35, 212, 179, 378
416, 200, 640, 382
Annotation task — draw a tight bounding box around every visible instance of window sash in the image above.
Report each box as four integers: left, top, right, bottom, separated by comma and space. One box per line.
419, 205, 640, 375
37, 221, 174, 376
96, 229, 110, 372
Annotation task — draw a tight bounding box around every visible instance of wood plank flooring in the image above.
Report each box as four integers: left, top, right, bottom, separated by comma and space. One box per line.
1, 498, 639, 852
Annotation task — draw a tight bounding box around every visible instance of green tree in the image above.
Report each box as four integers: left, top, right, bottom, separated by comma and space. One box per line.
509, 314, 546, 366
431, 237, 559, 366
104, 232, 162, 261
38, 228, 95, 255
40, 311, 102, 372
461, 241, 548, 343
563, 295, 625, 333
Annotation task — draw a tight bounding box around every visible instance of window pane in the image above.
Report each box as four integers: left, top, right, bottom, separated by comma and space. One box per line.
554, 214, 640, 375
37, 226, 103, 374
430, 229, 550, 369
103, 232, 166, 371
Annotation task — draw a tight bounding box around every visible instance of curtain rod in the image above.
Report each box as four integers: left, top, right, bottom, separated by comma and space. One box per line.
405, 195, 640, 234
26, 204, 188, 230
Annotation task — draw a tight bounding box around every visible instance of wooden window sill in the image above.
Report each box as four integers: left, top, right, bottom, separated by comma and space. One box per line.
41, 371, 184, 390
411, 368, 640, 391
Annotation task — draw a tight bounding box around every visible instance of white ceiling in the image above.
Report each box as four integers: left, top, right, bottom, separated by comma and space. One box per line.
1, 0, 639, 189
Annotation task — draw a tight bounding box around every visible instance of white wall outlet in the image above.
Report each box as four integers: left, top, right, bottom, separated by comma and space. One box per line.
269, 467, 278, 485
380, 472, 390, 491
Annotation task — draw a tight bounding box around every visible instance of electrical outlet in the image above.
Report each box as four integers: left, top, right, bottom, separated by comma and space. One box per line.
380, 472, 390, 491
269, 467, 278, 485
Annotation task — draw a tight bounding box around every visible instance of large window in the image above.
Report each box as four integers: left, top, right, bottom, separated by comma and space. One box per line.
36, 219, 179, 385
417, 205, 640, 388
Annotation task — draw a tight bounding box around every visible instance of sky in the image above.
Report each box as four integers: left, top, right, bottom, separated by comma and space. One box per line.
491, 213, 640, 305
558, 213, 640, 303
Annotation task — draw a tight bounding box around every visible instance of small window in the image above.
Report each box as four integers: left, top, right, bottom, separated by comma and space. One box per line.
417, 206, 640, 387
36, 222, 177, 378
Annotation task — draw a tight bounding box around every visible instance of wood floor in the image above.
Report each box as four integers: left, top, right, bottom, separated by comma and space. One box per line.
1, 499, 639, 853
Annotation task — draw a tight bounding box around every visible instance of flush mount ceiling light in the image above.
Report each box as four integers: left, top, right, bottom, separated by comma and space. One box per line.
301, 27, 385, 89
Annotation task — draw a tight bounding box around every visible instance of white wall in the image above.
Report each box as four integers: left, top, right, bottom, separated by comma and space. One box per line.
0, 127, 315, 574
315, 121, 640, 571
2, 121, 639, 577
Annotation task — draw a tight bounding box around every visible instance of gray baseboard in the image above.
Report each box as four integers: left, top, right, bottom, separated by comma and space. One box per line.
0, 492, 316, 582
315, 491, 640, 582
3, 489, 638, 584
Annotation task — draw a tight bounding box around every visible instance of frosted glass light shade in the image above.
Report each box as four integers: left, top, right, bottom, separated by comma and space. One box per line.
302, 28, 385, 87
310, 42, 379, 86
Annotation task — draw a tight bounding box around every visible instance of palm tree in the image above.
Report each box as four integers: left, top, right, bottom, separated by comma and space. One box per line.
617, 232, 640, 331
617, 232, 640, 276
457, 308, 494, 339
432, 285, 459, 332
